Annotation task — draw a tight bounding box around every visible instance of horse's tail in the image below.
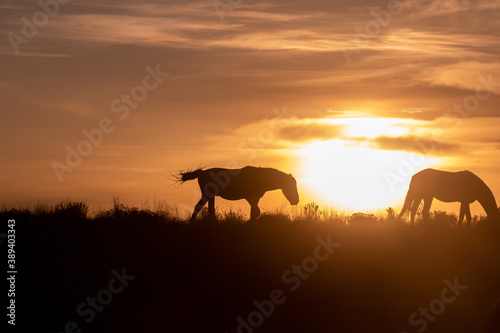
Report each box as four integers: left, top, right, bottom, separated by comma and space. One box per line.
178, 167, 205, 183
398, 183, 415, 219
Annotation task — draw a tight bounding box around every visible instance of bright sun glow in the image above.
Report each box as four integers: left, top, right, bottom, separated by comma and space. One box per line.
318, 116, 417, 138
297, 117, 441, 211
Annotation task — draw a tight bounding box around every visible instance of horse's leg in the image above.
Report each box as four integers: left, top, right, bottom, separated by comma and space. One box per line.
398, 189, 414, 220
410, 197, 422, 226
422, 197, 433, 223
190, 196, 208, 222
251, 204, 261, 220
246, 197, 261, 221
397, 199, 409, 220
208, 197, 215, 217
464, 203, 472, 226
458, 203, 465, 226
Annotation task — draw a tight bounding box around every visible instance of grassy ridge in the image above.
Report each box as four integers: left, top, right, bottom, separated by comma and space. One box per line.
2, 201, 500, 332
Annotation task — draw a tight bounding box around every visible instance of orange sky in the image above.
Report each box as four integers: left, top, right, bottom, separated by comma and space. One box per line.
1, 0, 499, 217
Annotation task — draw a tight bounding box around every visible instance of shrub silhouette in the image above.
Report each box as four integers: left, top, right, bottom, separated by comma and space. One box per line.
54, 200, 89, 219
304, 202, 320, 218
348, 212, 377, 226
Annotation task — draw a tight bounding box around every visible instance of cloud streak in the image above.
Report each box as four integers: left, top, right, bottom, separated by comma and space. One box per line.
369, 135, 460, 155
279, 122, 345, 142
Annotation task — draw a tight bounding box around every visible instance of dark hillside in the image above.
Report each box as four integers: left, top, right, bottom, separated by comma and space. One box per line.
2, 204, 500, 333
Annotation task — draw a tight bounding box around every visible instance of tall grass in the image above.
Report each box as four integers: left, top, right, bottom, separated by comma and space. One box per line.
1, 199, 494, 227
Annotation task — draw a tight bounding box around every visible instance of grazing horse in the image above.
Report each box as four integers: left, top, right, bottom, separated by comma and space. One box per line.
177, 166, 299, 222
398, 168, 499, 225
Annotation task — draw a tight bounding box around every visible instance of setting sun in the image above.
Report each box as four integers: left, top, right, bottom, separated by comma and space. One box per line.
297, 117, 441, 211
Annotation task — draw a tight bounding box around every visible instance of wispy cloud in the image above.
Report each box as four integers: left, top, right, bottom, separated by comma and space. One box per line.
279, 121, 345, 142
417, 61, 500, 92
368, 135, 460, 155
401, 0, 500, 18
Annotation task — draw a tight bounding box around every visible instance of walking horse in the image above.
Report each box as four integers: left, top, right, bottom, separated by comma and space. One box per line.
177, 166, 299, 222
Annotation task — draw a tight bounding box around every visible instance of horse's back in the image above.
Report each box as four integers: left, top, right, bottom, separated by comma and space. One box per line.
413, 169, 477, 184
411, 169, 485, 202
198, 166, 263, 200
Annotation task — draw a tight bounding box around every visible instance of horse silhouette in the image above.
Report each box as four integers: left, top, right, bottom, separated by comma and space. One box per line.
177, 166, 299, 222
398, 168, 499, 225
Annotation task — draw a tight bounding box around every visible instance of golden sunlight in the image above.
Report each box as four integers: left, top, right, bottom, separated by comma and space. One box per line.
319, 116, 417, 138
297, 115, 442, 211
299, 141, 438, 211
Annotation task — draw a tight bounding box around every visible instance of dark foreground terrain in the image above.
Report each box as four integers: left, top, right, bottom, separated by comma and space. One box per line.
2, 202, 500, 333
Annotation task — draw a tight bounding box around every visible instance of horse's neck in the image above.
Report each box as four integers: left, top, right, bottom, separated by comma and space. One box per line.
478, 185, 498, 217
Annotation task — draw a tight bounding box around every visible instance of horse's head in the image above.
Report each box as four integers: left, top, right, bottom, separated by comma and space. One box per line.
282, 173, 299, 205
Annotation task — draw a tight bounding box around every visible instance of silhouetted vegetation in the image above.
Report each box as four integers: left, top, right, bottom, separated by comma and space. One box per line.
2, 201, 500, 333
54, 200, 89, 220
